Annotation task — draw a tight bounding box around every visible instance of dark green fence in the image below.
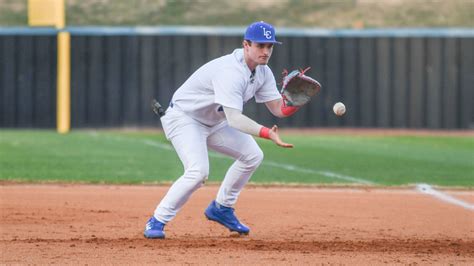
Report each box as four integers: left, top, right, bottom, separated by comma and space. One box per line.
1, 27, 473, 129
0, 34, 57, 128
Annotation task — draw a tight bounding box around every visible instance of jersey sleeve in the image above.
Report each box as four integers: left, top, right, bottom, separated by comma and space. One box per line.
254, 66, 282, 103
213, 68, 245, 111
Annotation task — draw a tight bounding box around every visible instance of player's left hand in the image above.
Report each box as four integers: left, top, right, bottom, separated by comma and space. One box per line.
268, 125, 293, 148
281, 67, 321, 107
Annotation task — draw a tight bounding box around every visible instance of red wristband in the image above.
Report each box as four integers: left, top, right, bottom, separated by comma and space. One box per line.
281, 105, 299, 116
259, 127, 270, 139
280, 97, 300, 117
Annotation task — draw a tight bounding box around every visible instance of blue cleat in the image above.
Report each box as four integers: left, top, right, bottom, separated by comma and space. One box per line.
204, 200, 250, 235
144, 216, 166, 239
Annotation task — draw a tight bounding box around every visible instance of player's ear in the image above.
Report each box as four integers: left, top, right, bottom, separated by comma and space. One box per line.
243, 40, 251, 48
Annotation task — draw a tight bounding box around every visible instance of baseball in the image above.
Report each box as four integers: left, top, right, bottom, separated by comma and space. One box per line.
333, 102, 346, 116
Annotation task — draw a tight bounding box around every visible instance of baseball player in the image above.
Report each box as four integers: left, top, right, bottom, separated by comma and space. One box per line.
144, 21, 302, 239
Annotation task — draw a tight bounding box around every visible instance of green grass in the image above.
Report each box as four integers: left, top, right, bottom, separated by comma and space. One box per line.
1, 0, 473, 27
1, 130, 472, 187
262, 135, 474, 186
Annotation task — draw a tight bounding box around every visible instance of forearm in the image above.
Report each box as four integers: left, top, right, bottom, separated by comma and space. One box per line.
223, 106, 265, 137
265, 98, 299, 118
223, 106, 293, 148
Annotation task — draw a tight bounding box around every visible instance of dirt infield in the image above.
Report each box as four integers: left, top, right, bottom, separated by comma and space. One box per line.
1, 185, 473, 264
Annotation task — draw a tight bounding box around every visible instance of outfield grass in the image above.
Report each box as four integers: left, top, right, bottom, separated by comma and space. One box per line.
1, 0, 472, 27
0, 130, 473, 187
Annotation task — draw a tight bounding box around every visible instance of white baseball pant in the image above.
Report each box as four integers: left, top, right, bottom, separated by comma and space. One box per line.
154, 107, 264, 223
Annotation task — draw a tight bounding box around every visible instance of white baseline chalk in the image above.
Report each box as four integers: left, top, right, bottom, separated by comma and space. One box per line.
141, 138, 374, 185
416, 184, 474, 211
100, 134, 474, 211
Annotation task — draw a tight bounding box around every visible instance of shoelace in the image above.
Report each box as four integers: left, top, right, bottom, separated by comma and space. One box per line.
149, 219, 164, 230
219, 206, 240, 222
217, 204, 234, 213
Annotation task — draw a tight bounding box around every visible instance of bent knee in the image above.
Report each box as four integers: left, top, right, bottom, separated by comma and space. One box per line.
241, 148, 264, 167
184, 166, 209, 183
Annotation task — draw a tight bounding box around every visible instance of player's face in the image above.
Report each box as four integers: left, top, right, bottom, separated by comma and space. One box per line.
244, 41, 273, 67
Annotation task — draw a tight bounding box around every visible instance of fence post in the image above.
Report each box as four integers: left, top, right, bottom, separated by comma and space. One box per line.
28, 0, 70, 133
57, 31, 70, 133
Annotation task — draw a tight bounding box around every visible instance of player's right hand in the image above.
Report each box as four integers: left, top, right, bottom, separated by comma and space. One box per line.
268, 125, 293, 148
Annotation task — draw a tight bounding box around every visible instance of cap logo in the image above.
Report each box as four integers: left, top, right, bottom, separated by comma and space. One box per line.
245, 22, 281, 44
261, 26, 272, 40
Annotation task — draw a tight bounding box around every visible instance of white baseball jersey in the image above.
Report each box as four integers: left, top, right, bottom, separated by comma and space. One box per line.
170, 48, 282, 126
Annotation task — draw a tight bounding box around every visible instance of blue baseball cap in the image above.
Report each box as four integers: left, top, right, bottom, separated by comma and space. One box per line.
244, 21, 282, 44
